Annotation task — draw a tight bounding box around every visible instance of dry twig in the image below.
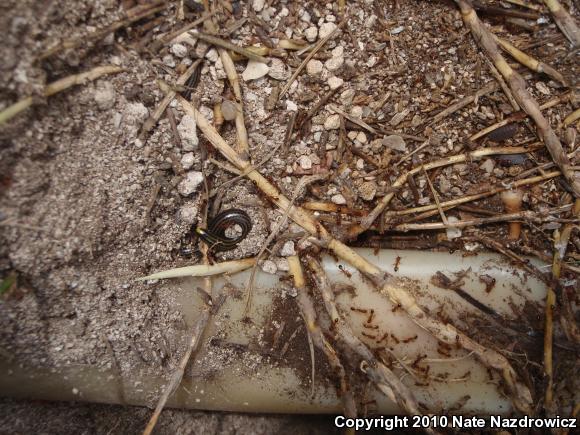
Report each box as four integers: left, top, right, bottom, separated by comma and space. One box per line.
278, 22, 344, 101
385, 171, 560, 219
139, 60, 202, 140
244, 173, 326, 313
545, 199, 580, 409
564, 108, 580, 127
149, 12, 216, 52
430, 81, 498, 125
40, 2, 168, 59
288, 256, 356, 418
143, 306, 210, 435
495, 36, 567, 86
306, 258, 431, 427
0, 66, 124, 124
137, 258, 256, 281
504, 0, 543, 11
470, 92, 571, 141
354, 145, 541, 236
189, 32, 269, 63
204, 11, 250, 158
543, 0, 580, 46
484, 57, 520, 111
455, 0, 580, 197
178, 96, 533, 413
390, 204, 573, 232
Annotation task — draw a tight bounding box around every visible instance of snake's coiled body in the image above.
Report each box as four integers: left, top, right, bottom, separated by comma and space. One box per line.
195, 208, 252, 251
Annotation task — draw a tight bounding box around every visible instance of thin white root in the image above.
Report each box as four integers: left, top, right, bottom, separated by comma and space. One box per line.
137, 257, 256, 281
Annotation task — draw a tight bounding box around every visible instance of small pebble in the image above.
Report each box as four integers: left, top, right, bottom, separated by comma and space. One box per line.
535, 82, 551, 95
356, 131, 367, 144
319, 22, 337, 39
382, 135, 407, 152
275, 258, 290, 272
297, 155, 312, 170
221, 100, 237, 121
181, 152, 195, 169
162, 54, 176, 68
268, 58, 289, 80
341, 89, 355, 106
480, 159, 495, 174
170, 43, 188, 58
327, 76, 343, 90
242, 60, 270, 81
325, 55, 344, 72
411, 114, 422, 127
304, 26, 318, 42
390, 108, 410, 126
446, 216, 462, 240
205, 48, 219, 63
252, 0, 265, 12
358, 181, 377, 201
178, 171, 203, 196
438, 176, 451, 194
350, 106, 363, 118
179, 203, 198, 225
177, 115, 199, 150
280, 241, 296, 257
331, 46, 344, 57
94, 82, 116, 110
331, 193, 347, 205
306, 59, 323, 76
324, 114, 341, 130
286, 100, 298, 111
124, 102, 149, 126
261, 259, 278, 274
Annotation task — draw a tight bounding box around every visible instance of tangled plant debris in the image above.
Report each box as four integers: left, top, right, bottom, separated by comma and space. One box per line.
0, 0, 579, 433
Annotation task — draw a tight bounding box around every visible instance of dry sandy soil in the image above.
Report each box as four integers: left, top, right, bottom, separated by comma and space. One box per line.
1, 0, 578, 433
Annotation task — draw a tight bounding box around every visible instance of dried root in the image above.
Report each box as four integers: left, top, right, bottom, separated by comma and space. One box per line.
431, 81, 498, 125
455, 0, 580, 197
288, 256, 357, 418
178, 96, 533, 413
545, 199, 580, 408
279, 22, 344, 101
495, 36, 567, 86
137, 257, 256, 281
0, 66, 124, 124
204, 10, 250, 158
543, 0, 580, 46
306, 257, 433, 429
139, 59, 202, 141
355, 145, 542, 235
40, 1, 168, 59
144, 170, 217, 435
143, 306, 211, 435
391, 204, 571, 232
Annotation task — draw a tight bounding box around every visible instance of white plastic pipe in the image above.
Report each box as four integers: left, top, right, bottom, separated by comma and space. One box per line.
0, 249, 547, 414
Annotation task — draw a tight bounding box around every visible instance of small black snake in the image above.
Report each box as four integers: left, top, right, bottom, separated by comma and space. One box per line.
195, 208, 252, 252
